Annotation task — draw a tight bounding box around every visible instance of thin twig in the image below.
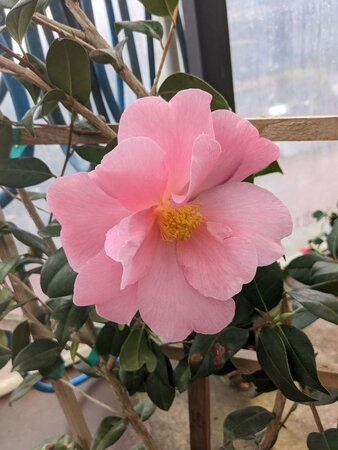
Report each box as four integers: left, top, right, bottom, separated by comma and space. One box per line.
60, 112, 76, 177
259, 391, 287, 450
150, 6, 179, 95
308, 402, 324, 432
278, 402, 298, 430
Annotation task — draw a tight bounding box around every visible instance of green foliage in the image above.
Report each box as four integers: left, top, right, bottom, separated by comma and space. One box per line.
46, 38, 91, 104
0, 119, 13, 159
223, 406, 274, 444
173, 357, 191, 393
5, 0, 38, 45
286, 252, 332, 285
137, 0, 178, 17
38, 221, 61, 238
243, 370, 277, 394
0, 288, 13, 318
119, 366, 147, 396
327, 219, 338, 259
13, 338, 61, 372
134, 398, 156, 421
119, 327, 157, 372
10, 225, 51, 255
0, 344, 11, 369
159, 72, 229, 110
11, 320, 30, 361
307, 429, 338, 450
90, 416, 128, 450
40, 248, 77, 298
9, 372, 42, 404
89, 39, 127, 68
255, 160, 283, 177
289, 288, 338, 324
241, 263, 283, 311
0, 255, 21, 283
0, 157, 54, 188
32, 434, 83, 450
95, 322, 130, 356
257, 327, 313, 402
73, 145, 110, 165
115, 20, 163, 43
189, 327, 248, 378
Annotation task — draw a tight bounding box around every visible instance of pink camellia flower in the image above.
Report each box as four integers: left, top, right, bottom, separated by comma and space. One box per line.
47, 89, 292, 342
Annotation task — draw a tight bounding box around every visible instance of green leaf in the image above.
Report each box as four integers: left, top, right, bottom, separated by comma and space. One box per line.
286, 252, 331, 285
189, 327, 248, 378
291, 305, 317, 329
74, 360, 100, 378
40, 248, 77, 297
138, 0, 178, 17
9, 372, 42, 403
230, 293, 256, 327
89, 39, 127, 68
0, 157, 54, 188
38, 221, 61, 238
241, 263, 283, 311
39, 355, 65, 379
289, 288, 338, 324
6, 0, 38, 44
327, 219, 338, 259
134, 398, 156, 421
37, 89, 66, 118
21, 105, 38, 136
90, 416, 128, 450
13, 338, 61, 372
277, 325, 328, 394
11, 320, 30, 361
0, 288, 13, 317
256, 327, 312, 402
95, 322, 130, 356
173, 357, 191, 393
255, 161, 283, 177
223, 406, 274, 442
11, 226, 51, 255
119, 367, 147, 395
307, 429, 338, 450
115, 20, 163, 43
49, 298, 90, 347
0, 255, 20, 283
311, 261, 338, 284
145, 371, 175, 411
159, 72, 229, 110
46, 38, 91, 104
243, 370, 277, 394
119, 327, 157, 372
73, 145, 109, 165
0, 345, 11, 369
0, 120, 12, 159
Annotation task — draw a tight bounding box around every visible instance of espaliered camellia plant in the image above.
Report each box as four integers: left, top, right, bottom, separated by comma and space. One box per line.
0, 1, 337, 450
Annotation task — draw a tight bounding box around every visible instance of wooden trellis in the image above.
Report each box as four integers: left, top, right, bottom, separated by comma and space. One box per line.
1, 114, 338, 450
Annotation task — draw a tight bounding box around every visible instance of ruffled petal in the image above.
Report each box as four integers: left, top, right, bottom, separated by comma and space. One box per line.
47, 172, 127, 271
74, 251, 138, 324
138, 238, 236, 342
91, 137, 168, 211
197, 182, 293, 265
105, 209, 156, 289
118, 89, 214, 192
200, 110, 280, 190
177, 224, 257, 300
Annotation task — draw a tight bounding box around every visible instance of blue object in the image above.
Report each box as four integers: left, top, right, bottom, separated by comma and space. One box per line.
34, 373, 89, 393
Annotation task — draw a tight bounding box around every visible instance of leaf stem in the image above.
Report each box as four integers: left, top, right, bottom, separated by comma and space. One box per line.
60, 112, 76, 177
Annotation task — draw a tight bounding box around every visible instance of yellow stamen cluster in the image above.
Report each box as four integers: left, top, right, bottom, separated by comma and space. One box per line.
157, 203, 204, 242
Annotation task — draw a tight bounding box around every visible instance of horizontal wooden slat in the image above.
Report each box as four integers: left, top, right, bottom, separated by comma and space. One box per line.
15, 115, 338, 145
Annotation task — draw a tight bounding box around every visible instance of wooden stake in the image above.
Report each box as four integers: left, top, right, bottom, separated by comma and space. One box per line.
188, 377, 211, 450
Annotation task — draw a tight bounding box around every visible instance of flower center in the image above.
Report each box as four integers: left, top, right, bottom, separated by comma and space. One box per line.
156, 203, 204, 242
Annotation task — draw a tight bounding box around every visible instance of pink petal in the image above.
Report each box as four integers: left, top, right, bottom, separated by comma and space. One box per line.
105, 209, 156, 289
172, 134, 221, 203
74, 251, 138, 324
138, 238, 236, 342
118, 89, 215, 193
197, 182, 293, 266
177, 224, 258, 300
47, 173, 127, 271
91, 137, 168, 211
200, 110, 280, 190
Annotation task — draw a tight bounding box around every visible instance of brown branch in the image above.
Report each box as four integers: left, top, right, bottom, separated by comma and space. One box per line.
260, 391, 287, 450
150, 7, 179, 95
64, 0, 149, 98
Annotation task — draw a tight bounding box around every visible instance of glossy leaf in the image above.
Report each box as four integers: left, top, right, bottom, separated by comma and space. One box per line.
241, 263, 283, 311
11, 226, 50, 255
223, 406, 274, 442
13, 338, 61, 372
189, 327, 248, 378
307, 429, 338, 450
231, 293, 256, 327
289, 288, 338, 324
11, 320, 30, 361
46, 38, 91, 104
90, 416, 128, 450
37, 89, 66, 118
6, 0, 38, 44
138, 0, 178, 17
119, 327, 157, 372
115, 20, 163, 42
257, 327, 312, 402
40, 248, 77, 297
89, 39, 127, 68
255, 160, 283, 177
145, 372, 175, 411
311, 261, 338, 284
74, 145, 109, 165
0, 288, 13, 318
159, 72, 229, 110
286, 252, 331, 285
173, 357, 191, 393
134, 398, 156, 421
0, 157, 54, 188
243, 370, 277, 394
95, 322, 129, 356
277, 325, 328, 394
9, 372, 42, 403
119, 367, 147, 395
38, 221, 61, 238
0, 345, 11, 369
327, 219, 338, 259
0, 255, 20, 283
